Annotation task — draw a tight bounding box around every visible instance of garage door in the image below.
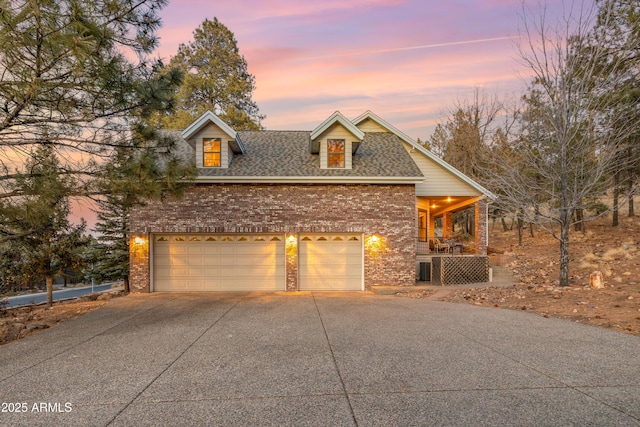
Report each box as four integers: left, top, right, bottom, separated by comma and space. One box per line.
299, 234, 363, 291
152, 234, 285, 291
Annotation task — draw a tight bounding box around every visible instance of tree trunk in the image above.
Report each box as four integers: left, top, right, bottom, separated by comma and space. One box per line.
123, 275, 130, 293
613, 172, 619, 226
574, 208, 585, 233
501, 217, 508, 232
517, 211, 524, 245
629, 146, 635, 217
629, 178, 635, 217
559, 211, 571, 287
46, 275, 54, 308
529, 222, 534, 238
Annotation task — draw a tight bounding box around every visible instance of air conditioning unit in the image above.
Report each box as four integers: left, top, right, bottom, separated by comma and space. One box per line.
419, 262, 430, 282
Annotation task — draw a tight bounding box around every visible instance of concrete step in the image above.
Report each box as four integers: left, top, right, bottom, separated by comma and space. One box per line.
489, 263, 517, 284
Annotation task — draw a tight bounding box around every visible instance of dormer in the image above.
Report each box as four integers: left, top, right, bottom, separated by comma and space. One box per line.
181, 111, 245, 168
310, 111, 365, 170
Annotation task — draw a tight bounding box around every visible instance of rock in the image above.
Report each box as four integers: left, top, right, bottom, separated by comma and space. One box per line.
590, 271, 605, 289
535, 287, 545, 293
25, 323, 49, 331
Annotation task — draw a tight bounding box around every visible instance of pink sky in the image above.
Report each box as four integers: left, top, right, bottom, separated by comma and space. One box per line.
75, 0, 595, 227
154, 0, 583, 140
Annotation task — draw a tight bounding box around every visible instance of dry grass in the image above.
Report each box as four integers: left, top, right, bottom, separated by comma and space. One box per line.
602, 247, 636, 262
579, 251, 600, 270
579, 260, 599, 270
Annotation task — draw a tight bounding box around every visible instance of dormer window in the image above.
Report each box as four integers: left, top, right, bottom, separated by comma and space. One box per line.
310, 111, 364, 170
327, 139, 345, 168
181, 111, 245, 170
203, 138, 221, 167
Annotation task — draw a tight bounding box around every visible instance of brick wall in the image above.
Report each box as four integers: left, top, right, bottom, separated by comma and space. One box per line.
474, 198, 488, 256
130, 183, 416, 292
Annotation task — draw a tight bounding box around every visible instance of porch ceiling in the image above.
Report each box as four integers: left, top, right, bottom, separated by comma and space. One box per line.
417, 196, 480, 217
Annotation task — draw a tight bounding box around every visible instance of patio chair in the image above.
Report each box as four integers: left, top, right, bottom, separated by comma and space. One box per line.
434, 238, 451, 254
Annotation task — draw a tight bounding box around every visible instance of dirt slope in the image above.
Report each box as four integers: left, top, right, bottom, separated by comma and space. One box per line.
441, 215, 640, 336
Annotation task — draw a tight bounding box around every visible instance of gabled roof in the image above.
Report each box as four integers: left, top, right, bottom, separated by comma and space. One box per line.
352, 110, 496, 199
310, 111, 365, 154
172, 130, 424, 183
181, 110, 245, 154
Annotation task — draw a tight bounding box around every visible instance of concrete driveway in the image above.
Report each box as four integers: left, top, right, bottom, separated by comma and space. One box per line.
0, 293, 638, 426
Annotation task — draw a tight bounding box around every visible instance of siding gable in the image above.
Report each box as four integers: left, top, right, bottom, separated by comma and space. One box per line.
355, 117, 389, 133
352, 110, 492, 198
402, 141, 481, 196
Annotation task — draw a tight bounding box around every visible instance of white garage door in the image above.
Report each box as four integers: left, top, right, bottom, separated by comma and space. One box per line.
153, 234, 285, 292
299, 234, 363, 291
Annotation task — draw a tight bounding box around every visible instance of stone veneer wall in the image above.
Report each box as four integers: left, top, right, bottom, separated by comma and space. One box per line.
129, 183, 416, 292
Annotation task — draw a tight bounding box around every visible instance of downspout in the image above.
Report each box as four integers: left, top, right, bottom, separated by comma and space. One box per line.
484, 196, 493, 250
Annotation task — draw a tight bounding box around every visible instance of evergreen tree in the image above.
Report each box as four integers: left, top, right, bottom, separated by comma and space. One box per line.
0, 0, 185, 241
152, 17, 265, 130
5, 145, 89, 306
92, 193, 132, 292
591, 0, 640, 224
92, 144, 196, 293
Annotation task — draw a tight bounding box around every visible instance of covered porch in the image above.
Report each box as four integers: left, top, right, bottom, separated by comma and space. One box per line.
415, 195, 490, 285
416, 195, 488, 256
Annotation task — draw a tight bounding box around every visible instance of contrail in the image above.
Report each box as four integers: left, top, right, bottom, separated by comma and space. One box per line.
302, 36, 519, 60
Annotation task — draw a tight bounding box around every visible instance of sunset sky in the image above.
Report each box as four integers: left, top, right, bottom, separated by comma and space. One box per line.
72, 0, 595, 225
154, 0, 590, 141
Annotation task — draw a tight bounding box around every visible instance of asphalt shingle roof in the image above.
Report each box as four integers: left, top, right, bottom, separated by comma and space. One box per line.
172, 130, 423, 179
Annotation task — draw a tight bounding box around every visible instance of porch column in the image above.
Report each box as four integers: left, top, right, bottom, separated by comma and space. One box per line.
428, 212, 435, 241
474, 199, 488, 255
443, 211, 453, 239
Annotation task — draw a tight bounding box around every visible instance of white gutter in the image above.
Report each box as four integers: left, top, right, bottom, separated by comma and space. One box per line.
191, 176, 425, 184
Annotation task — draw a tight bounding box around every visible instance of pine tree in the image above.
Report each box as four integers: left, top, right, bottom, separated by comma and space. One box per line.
6, 145, 89, 306
152, 17, 265, 130
591, 0, 640, 224
93, 193, 132, 292
0, 0, 184, 241
92, 144, 196, 292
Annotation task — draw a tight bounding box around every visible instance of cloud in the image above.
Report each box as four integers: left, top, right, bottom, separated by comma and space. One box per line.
155, 0, 555, 142
298, 36, 521, 61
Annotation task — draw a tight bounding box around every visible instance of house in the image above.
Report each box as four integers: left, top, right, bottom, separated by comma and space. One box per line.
129, 110, 494, 292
